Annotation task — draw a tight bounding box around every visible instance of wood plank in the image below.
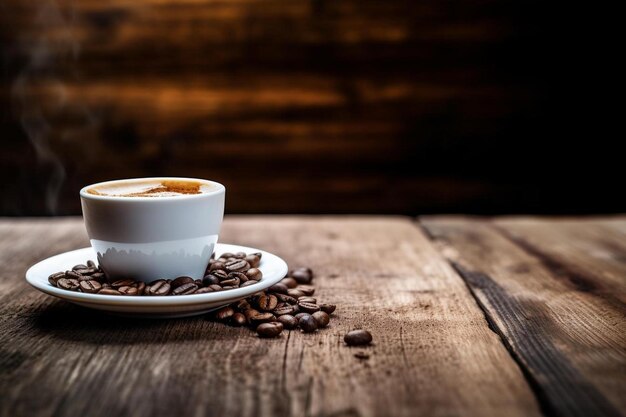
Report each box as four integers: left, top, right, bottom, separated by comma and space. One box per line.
420, 216, 626, 417
0, 217, 541, 417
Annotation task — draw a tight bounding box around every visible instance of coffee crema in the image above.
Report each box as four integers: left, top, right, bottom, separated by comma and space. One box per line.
87, 179, 212, 197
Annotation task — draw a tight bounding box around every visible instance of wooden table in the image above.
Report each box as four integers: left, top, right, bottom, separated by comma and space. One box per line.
0, 216, 624, 417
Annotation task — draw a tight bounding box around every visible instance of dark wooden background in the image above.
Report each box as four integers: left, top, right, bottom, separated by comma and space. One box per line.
0, 0, 616, 216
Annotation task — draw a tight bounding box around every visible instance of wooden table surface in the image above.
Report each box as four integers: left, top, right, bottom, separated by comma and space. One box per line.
0, 216, 624, 417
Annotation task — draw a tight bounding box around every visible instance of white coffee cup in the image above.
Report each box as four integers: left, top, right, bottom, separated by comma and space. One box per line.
80, 177, 225, 282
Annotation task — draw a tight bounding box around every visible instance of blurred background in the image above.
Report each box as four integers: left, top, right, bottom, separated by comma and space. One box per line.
0, 0, 617, 216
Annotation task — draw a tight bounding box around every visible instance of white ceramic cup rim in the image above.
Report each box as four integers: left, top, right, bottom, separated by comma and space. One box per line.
80, 177, 225, 202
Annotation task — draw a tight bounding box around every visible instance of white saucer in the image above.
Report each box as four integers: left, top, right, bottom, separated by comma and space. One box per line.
25, 243, 288, 318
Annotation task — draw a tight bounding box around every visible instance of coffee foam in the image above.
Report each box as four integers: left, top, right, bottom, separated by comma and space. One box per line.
87, 179, 213, 197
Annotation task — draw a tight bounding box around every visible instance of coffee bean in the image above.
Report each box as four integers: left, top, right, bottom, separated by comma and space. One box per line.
244, 308, 262, 323
291, 267, 313, 284
249, 312, 275, 327
298, 301, 320, 314
234, 252, 247, 259
228, 271, 248, 283
344, 330, 372, 346
245, 268, 263, 281
225, 259, 250, 273
230, 312, 247, 326
297, 285, 315, 296
298, 296, 317, 304
256, 322, 283, 338
219, 277, 240, 287
251, 252, 262, 260
319, 303, 336, 314
209, 262, 226, 271
216, 306, 235, 321
245, 254, 260, 268
236, 299, 252, 311
48, 272, 65, 286
220, 252, 235, 259
146, 280, 171, 296
65, 270, 83, 281
72, 264, 88, 271
172, 282, 198, 295
257, 294, 278, 311
135, 281, 146, 295
274, 304, 299, 316
98, 288, 122, 295
212, 270, 229, 281
312, 311, 330, 328
280, 277, 298, 288
57, 278, 80, 291
195, 287, 214, 294
276, 293, 298, 304
216, 257, 229, 263
119, 286, 139, 296
101, 283, 111, 289
171, 276, 194, 289
202, 274, 220, 286
277, 314, 298, 329
209, 284, 223, 291
90, 272, 106, 283
221, 285, 237, 290
86, 260, 96, 268
294, 312, 310, 321
287, 289, 305, 298
268, 283, 288, 294
240, 280, 258, 287
74, 268, 97, 276
299, 315, 318, 333
111, 279, 135, 288
79, 280, 102, 294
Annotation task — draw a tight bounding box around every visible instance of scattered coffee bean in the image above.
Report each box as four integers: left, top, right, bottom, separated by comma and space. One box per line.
291, 267, 313, 284
319, 303, 336, 314
172, 282, 198, 295
257, 294, 278, 311
249, 312, 275, 327
98, 288, 122, 295
72, 264, 88, 271
146, 280, 171, 296
220, 252, 235, 259
74, 268, 97, 276
119, 286, 139, 296
230, 312, 247, 326
245, 268, 262, 281
298, 301, 320, 314
240, 280, 258, 287
294, 312, 310, 321
344, 330, 372, 346
280, 277, 298, 288
57, 278, 80, 291
287, 289, 305, 298
212, 270, 229, 281
65, 270, 83, 281
299, 315, 318, 333
48, 271, 65, 286
228, 271, 248, 283
256, 322, 283, 338
298, 296, 317, 304
268, 283, 288, 294
209, 262, 226, 271
202, 274, 220, 286
90, 272, 106, 283
277, 314, 298, 329
195, 287, 214, 294
312, 311, 330, 328
297, 285, 315, 296
136, 281, 146, 295
171, 276, 194, 289
111, 279, 135, 288
225, 259, 250, 273
220, 276, 240, 287
244, 308, 262, 323
209, 284, 223, 291
79, 280, 102, 294
273, 304, 299, 316
216, 306, 235, 321
245, 254, 260, 268
234, 251, 247, 259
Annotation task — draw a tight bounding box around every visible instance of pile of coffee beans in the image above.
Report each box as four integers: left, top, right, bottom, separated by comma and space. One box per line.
210, 266, 338, 338
47, 251, 266, 296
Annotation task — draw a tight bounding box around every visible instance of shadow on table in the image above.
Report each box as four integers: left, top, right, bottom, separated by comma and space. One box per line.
29, 299, 241, 345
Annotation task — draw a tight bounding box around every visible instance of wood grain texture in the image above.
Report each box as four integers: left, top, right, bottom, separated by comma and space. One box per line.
0, 217, 540, 417
0, 0, 576, 216
420, 216, 626, 417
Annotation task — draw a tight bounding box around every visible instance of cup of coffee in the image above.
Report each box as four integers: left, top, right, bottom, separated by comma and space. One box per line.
80, 177, 225, 282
